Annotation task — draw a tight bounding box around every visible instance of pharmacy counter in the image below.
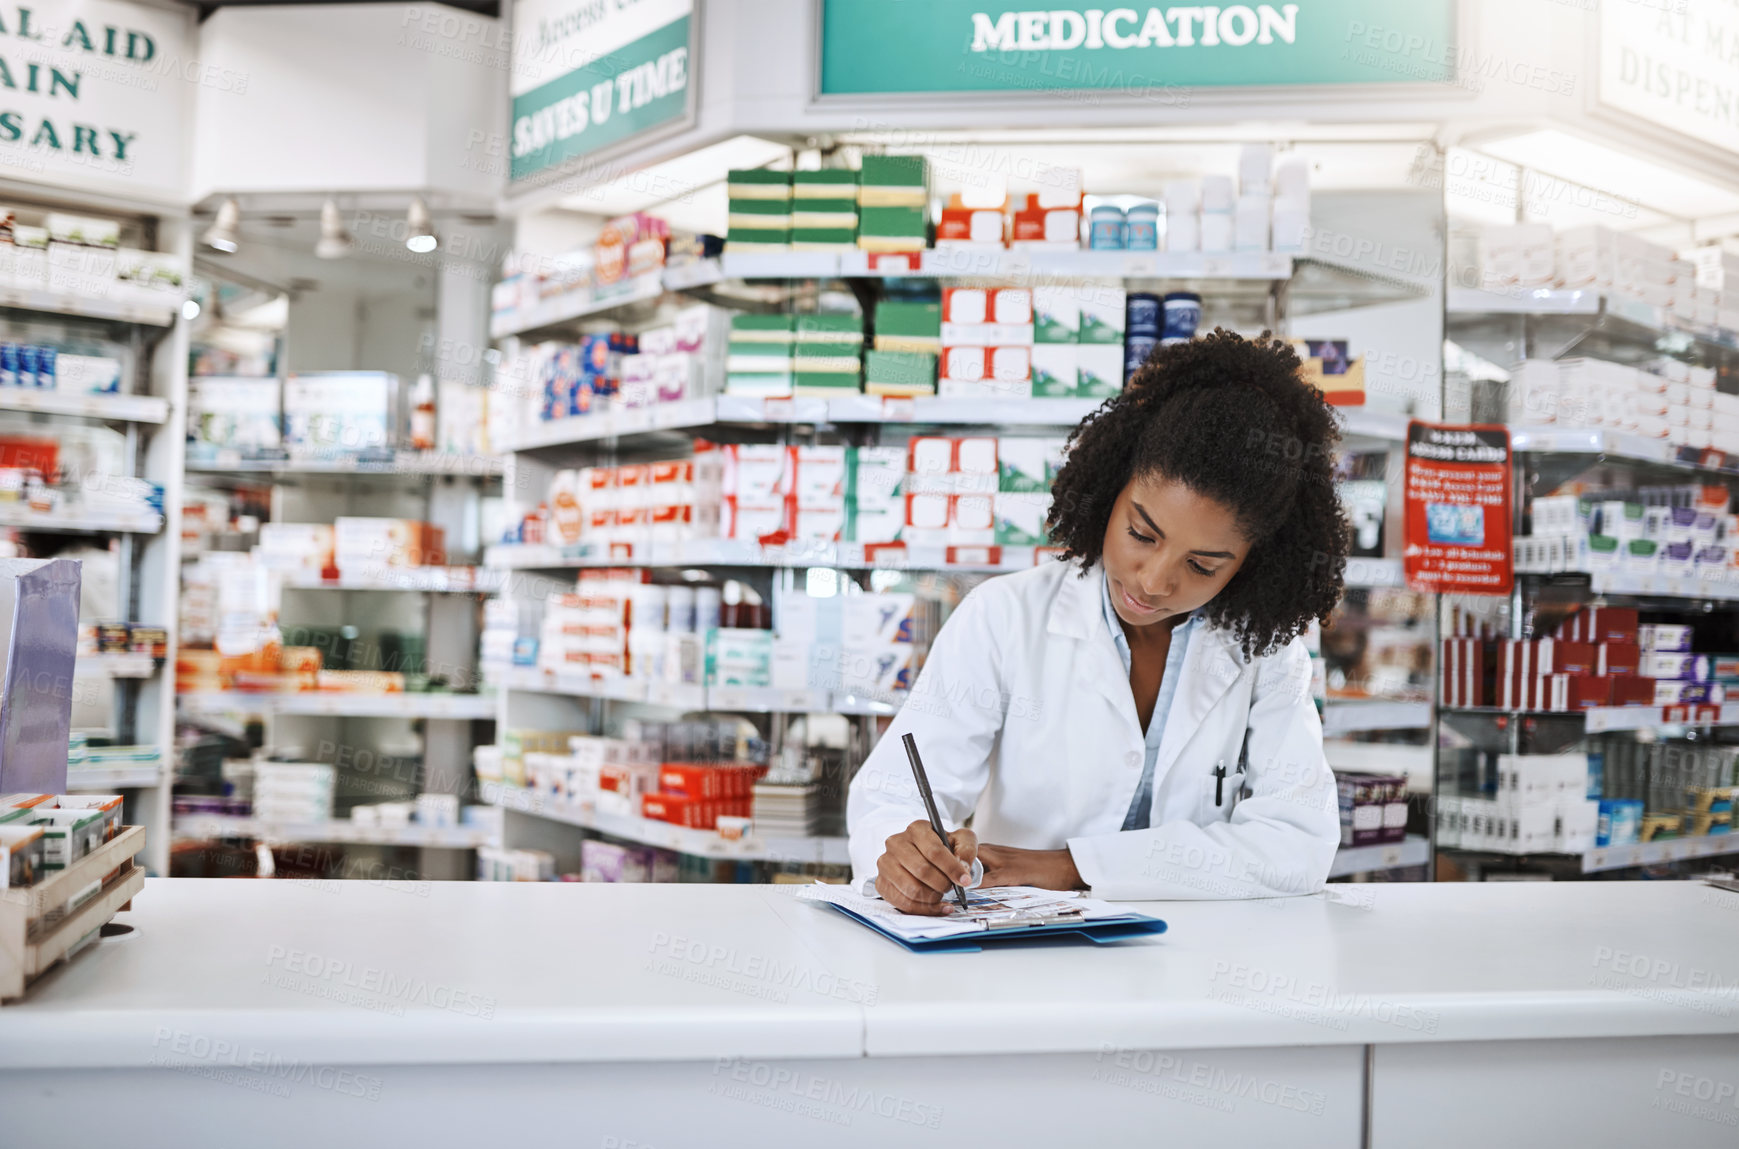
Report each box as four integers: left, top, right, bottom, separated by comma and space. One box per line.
1, 879, 1737, 1148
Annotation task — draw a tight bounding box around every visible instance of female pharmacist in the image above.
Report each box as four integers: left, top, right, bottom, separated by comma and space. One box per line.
847, 331, 1351, 912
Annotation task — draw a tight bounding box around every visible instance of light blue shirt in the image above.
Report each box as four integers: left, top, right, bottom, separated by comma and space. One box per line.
1102, 575, 1199, 831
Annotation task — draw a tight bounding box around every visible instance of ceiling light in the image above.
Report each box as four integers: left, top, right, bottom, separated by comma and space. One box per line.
202, 197, 240, 254
181, 298, 201, 321
315, 199, 353, 259
406, 199, 438, 253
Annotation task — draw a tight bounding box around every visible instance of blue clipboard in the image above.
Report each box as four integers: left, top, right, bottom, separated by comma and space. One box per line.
815, 899, 1167, 954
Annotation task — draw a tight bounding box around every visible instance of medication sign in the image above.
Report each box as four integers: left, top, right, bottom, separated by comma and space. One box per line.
819, 0, 1457, 94
509, 0, 693, 184
1403, 421, 1512, 595
1599, 0, 1739, 156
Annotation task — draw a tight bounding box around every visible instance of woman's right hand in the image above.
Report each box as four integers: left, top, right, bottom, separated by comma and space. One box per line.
875, 821, 978, 915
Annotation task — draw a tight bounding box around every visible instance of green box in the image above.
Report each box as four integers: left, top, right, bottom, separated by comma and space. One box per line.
858, 206, 927, 237
860, 154, 927, 188
874, 300, 942, 339
865, 350, 937, 388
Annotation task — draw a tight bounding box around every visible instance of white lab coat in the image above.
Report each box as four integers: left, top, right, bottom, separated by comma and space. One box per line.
846, 560, 1340, 900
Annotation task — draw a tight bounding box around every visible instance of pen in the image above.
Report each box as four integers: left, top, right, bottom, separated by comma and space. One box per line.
901, 732, 970, 909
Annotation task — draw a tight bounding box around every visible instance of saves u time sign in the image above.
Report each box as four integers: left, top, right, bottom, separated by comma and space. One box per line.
0, 5, 160, 161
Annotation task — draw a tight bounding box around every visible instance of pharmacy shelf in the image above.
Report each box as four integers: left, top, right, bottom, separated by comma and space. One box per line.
481, 781, 850, 864
1580, 832, 1739, 874
1328, 834, 1430, 878
489, 272, 668, 339
485, 537, 1044, 573
0, 389, 169, 423
177, 691, 499, 720
497, 665, 708, 709
75, 652, 156, 678
0, 284, 178, 326
66, 764, 165, 790
1447, 286, 1739, 356
823, 394, 1102, 425
1516, 566, 1739, 603
1336, 408, 1410, 444
1441, 704, 1735, 731
172, 813, 496, 849
0, 505, 162, 534
1446, 286, 1603, 317
1507, 425, 1738, 477
496, 665, 885, 716
1320, 699, 1432, 734
505, 397, 726, 451
185, 451, 505, 478
718, 249, 1294, 282
277, 567, 506, 594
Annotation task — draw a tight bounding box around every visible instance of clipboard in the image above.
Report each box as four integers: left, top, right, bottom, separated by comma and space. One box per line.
813, 899, 1168, 954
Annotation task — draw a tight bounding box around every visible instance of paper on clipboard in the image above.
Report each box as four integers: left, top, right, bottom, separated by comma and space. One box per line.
797, 882, 1130, 941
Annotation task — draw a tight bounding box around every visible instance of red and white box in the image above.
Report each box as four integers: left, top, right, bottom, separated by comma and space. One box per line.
1596, 642, 1640, 676
1536, 639, 1597, 675
941, 287, 1035, 346
1556, 606, 1639, 644
1441, 638, 1484, 706
1609, 676, 1658, 706
904, 492, 952, 546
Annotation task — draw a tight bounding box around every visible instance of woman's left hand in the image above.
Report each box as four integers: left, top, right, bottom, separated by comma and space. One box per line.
977, 844, 1088, 892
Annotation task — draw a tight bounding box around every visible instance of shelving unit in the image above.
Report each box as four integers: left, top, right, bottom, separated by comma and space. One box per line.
1328, 834, 1431, 878
482, 782, 850, 864
487, 241, 1431, 885
1439, 268, 1739, 878
0, 226, 192, 879
178, 691, 499, 720
171, 814, 498, 850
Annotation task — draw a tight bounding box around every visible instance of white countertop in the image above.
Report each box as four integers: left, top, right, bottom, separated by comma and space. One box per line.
4, 879, 1737, 1068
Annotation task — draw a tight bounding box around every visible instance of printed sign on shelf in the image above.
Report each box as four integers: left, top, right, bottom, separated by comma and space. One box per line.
509, 0, 694, 183
1402, 421, 1513, 595
820, 0, 1456, 95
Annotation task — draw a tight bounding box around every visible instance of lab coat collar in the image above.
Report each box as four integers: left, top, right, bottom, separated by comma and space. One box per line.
1049, 562, 1248, 776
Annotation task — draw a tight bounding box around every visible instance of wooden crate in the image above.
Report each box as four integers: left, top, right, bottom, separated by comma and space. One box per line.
1, 824, 145, 1002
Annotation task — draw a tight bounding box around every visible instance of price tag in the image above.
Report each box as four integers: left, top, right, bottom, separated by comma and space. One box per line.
217, 448, 242, 469
1123, 253, 1158, 277
763, 397, 795, 422
784, 690, 815, 711
881, 397, 915, 421
713, 687, 747, 711
1000, 250, 1033, 281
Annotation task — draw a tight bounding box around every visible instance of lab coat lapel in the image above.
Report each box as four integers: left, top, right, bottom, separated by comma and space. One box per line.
1151, 622, 1246, 788
1046, 563, 1142, 738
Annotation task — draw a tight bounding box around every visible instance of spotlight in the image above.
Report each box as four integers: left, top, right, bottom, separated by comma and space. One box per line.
315, 199, 353, 259
406, 198, 438, 253
202, 197, 240, 253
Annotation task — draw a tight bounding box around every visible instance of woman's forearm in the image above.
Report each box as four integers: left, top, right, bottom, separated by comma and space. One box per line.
977, 843, 1088, 892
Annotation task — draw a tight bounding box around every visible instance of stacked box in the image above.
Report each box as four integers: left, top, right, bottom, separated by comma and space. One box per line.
726, 169, 791, 251
864, 350, 936, 397
793, 313, 863, 395
846, 446, 906, 545
1335, 772, 1408, 847
874, 299, 942, 353
725, 314, 794, 397
856, 155, 928, 253
939, 287, 1033, 399
791, 169, 859, 251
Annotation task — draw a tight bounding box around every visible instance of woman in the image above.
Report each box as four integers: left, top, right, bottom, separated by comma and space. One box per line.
847, 330, 1351, 912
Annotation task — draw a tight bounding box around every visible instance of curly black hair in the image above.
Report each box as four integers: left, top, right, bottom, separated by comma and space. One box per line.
1046, 329, 1351, 660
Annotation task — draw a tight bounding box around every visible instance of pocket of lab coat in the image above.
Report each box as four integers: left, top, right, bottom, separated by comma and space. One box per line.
1200, 766, 1247, 822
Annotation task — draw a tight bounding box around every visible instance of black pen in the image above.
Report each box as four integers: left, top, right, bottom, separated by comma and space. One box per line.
901, 732, 970, 909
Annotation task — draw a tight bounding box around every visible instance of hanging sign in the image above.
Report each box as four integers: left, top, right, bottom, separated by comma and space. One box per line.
819, 0, 1457, 95
0, 0, 196, 201
509, 0, 694, 184
1403, 421, 1513, 595
1599, 0, 1739, 156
